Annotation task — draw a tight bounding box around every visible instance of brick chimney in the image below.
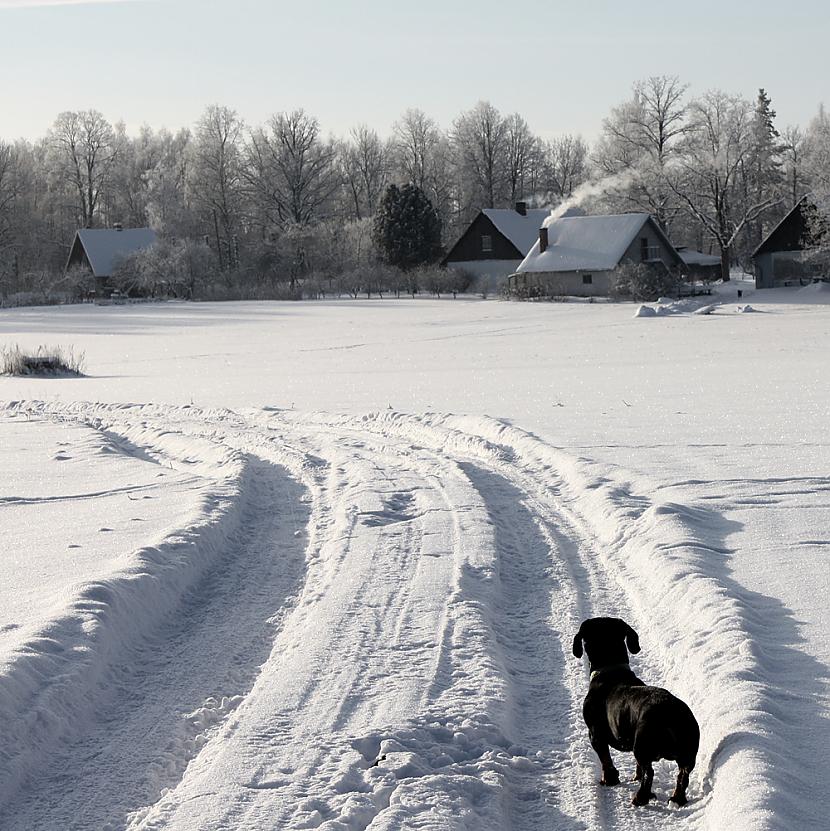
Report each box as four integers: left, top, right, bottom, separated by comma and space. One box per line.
539, 227, 548, 253
113, 222, 123, 231
515, 201, 527, 216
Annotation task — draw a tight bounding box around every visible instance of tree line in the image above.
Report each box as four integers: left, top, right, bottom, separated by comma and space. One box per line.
0, 77, 828, 302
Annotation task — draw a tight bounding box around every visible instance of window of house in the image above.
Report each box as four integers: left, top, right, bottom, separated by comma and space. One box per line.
583, 274, 593, 284
481, 234, 492, 253
640, 237, 649, 261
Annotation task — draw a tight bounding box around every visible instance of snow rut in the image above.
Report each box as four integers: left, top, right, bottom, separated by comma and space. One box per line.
0, 402, 782, 830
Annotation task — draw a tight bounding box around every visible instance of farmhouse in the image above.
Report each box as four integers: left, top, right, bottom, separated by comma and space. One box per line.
442, 202, 550, 283
752, 198, 824, 288
508, 212, 684, 297
65, 226, 157, 295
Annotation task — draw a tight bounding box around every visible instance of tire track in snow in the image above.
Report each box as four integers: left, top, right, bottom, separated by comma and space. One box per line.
0, 415, 312, 830
2, 403, 741, 831
265, 409, 712, 830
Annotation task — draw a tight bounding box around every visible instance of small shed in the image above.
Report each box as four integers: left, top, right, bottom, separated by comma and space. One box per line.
676, 247, 722, 284
65, 226, 157, 295
442, 202, 550, 284
508, 213, 684, 298
752, 198, 823, 288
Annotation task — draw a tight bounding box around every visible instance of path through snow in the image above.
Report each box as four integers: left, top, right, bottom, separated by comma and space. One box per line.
0, 402, 815, 830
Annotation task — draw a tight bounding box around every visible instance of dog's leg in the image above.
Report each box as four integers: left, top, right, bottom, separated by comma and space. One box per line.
631, 757, 654, 806
634, 761, 644, 781
670, 766, 691, 806
590, 737, 619, 786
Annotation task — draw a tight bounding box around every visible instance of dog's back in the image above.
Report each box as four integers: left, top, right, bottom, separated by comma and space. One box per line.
605, 684, 699, 767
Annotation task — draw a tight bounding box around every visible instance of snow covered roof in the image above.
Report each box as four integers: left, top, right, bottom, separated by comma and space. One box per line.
517, 213, 658, 274
676, 248, 721, 266
72, 228, 157, 277
482, 208, 550, 256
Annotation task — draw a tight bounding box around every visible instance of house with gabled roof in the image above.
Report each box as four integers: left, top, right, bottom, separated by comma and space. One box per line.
65, 226, 157, 295
442, 202, 550, 282
752, 198, 825, 288
508, 212, 684, 298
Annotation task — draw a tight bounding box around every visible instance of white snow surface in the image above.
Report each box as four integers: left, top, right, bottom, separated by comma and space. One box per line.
1, 292, 828, 830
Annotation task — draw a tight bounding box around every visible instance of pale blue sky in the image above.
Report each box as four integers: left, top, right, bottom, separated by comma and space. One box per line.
1, 0, 827, 142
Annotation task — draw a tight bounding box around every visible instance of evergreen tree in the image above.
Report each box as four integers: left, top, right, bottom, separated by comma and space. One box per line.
372, 184, 442, 270
746, 89, 785, 249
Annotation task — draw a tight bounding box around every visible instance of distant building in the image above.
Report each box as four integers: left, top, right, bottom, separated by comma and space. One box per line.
442, 202, 550, 284
676, 247, 722, 284
65, 226, 157, 295
752, 198, 824, 288
508, 213, 684, 297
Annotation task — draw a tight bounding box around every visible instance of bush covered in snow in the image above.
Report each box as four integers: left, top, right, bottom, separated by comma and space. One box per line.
611, 262, 681, 302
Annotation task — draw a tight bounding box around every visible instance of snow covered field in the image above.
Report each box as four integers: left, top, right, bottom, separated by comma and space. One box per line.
1, 285, 828, 830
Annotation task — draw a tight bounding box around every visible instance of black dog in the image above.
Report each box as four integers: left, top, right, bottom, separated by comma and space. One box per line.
573, 617, 699, 807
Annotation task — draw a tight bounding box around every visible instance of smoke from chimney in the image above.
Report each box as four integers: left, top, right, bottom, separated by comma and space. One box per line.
543, 170, 637, 228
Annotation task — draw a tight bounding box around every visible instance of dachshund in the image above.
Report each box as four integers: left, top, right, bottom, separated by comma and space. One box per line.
573, 617, 699, 807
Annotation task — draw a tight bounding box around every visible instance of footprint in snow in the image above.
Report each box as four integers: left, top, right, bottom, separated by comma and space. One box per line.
53, 453, 72, 461
99, 527, 114, 533
68, 544, 81, 549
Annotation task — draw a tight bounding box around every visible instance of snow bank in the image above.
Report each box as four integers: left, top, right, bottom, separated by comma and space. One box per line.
0, 403, 250, 808
635, 298, 721, 317
798, 279, 830, 295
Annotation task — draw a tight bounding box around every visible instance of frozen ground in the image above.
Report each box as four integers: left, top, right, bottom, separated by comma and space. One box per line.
0, 283, 828, 830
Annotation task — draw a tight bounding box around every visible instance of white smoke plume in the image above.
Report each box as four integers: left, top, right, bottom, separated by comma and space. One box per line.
543, 170, 637, 227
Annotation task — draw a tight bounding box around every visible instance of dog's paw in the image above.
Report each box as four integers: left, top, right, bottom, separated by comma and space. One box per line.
631, 789, 654, 806
669, 793, 688, 807
600, 769, 620, 786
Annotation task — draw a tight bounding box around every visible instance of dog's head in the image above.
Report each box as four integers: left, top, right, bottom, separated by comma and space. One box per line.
572, 617, 640, 671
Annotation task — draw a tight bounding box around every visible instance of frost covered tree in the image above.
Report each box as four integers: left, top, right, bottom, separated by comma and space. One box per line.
804, 105, 830, 195
145, 128, 196, 237
47, 110, 119, 228
338, 125, 388, 220
504, 113, 537, 205
0, 142, 18, 257
666, 91, 783, 280
190, 105, 245, 270
104, 123, 166, 228
390, 109, 441, 193
245, 109, 338, 229
389, 110, 457, 243
742, 89, 785, 251
452, 101, 509, 213
781, 125, 807, 208
801, 106, 830, 268
545, 134, 589, 200
594, 76, 689, 230
372, 183, 442, 270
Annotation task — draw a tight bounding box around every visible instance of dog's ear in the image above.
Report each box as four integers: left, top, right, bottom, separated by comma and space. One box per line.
572, 631, 583, 658
622, 622, 641, 654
